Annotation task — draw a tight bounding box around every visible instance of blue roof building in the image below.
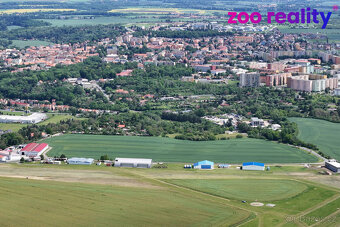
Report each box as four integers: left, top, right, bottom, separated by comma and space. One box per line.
193, 160, 214, 169
242, 162, 265, 171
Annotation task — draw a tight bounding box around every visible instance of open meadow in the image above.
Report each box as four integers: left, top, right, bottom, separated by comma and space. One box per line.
0, 163, 339, 226
43, 134, 319, 163
11, 40, 54, 48
0, 113, 84, 132
0, 9, 77, 14
290, 117, 340, 160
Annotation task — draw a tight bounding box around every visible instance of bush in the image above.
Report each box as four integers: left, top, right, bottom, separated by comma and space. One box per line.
236, 134, 243, 139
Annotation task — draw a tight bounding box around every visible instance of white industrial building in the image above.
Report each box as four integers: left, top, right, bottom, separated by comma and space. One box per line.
114, 158, 152, 168
0, 113, 47, 124
67, 157, 94, 165
325, 161, 340, 173
242, 162, 265, 171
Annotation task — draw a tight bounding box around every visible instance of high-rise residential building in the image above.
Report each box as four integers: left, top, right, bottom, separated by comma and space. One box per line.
265, 73, 291, 87
287, 75, 338, 92
239, 72, 260, 87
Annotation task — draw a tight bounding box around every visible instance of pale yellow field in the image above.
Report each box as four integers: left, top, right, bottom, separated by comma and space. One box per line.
0, 9, 76, 14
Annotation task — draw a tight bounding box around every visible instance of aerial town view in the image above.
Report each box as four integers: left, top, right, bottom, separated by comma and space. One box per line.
0, 0, 340, 226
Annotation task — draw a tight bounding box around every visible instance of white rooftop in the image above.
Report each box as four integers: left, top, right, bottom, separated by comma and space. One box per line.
0, 113, 47, 122
327, 161, 340, 168
115, 158, 152, 164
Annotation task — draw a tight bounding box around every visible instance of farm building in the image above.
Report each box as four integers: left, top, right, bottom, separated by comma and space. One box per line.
325, 161, 340, 173
242, 162, 265, 171
67, 157, 94, 165
114, 158, 152, 168
193, 160, 214, 169
0, 113, 47, 124
21, 143, 49, 157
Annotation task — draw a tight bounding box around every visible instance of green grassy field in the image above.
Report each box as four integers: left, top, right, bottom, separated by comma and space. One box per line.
289, 117, 340, 160
166, 179, 308, 201
43, 134, 319, 163
0, 114, 83, 132
0, 177, 249, 226
303, 197, 340, 225
11, 40, 54, 48
39, 16, 163, 27
0, 161, 339, 226
1, 163, 339, 226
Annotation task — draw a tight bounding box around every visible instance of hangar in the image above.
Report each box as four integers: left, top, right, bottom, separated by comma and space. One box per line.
67, 157, 94, 165
193, 160, 214, 169
242, 162, 265, 171
325, 161, 340, 173
114, 158, 152, 168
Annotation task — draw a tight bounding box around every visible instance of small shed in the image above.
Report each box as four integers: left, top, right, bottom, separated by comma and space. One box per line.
193, 160, 214, 169
242, 162, 265, 171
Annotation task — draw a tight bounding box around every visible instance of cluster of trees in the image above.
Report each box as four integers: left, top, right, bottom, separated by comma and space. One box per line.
103, 64, 228, 97
0, 57, 138, 107
0, 15, 50, 31
175, 132, 216, 141
161, 111, 202, 123
134, 30, 233, 39
0, 24, 126, 44
237, 122, 318, 150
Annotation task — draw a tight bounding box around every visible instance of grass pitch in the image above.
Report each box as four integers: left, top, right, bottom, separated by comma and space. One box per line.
290, 117, 340, 160
43, 134, 318, 163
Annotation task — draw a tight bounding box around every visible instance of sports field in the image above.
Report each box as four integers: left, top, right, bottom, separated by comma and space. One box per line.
44, 134, 319, 163
290, 117, 340, 160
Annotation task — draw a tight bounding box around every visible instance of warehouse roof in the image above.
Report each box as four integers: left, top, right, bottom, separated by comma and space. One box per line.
115, 158, 152, 164
0, 113, 47, 122
68, 157, 94, 162
327, 161, 340, 168
243, 162, 264, 167
21, 143, 48, 152
194, 160, 214, 166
